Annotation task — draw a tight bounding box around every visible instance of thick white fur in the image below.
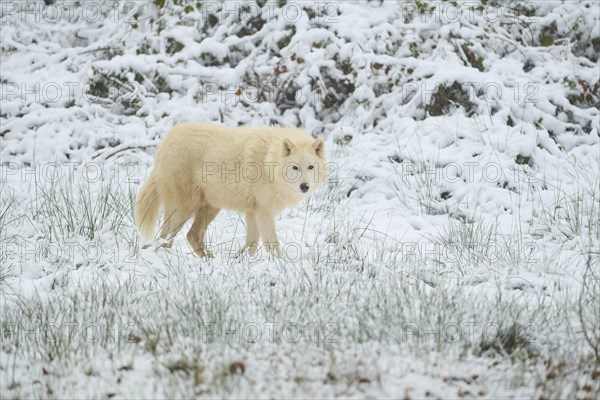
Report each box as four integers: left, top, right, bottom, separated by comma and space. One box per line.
134, 122, 328, 258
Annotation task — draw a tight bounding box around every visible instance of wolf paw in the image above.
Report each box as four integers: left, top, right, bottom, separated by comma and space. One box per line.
265, 243, 282, 259
233, 243, 259, 259
193, 248, 213, 258
158, 238, 174, 249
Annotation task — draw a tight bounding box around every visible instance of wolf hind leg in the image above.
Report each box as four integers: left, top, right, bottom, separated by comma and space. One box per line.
159, 207, 192, 248
187, 206, 220, 257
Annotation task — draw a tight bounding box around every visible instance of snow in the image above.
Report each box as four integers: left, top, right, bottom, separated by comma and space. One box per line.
1, 0, 599, 399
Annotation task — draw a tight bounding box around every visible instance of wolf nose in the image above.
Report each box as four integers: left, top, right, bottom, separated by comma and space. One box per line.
300, 183, 309, 193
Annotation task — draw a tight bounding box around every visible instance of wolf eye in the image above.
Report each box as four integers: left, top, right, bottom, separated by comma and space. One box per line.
292, 166, 299, 171
308, 165, 314, 170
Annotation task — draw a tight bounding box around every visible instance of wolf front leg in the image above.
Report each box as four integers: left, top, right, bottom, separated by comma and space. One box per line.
255, 209, 282, 258
234, 212, 260, 258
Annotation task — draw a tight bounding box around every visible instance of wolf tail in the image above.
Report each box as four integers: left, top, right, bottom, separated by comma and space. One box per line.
135, 173, 160, 239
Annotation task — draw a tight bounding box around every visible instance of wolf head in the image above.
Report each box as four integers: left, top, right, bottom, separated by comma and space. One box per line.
279, 137, 328, 197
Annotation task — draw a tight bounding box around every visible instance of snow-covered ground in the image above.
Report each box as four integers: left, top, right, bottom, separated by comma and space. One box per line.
1, 0, 599, 398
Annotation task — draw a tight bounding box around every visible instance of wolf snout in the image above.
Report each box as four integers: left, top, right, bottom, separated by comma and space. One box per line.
300, 183, 309, 193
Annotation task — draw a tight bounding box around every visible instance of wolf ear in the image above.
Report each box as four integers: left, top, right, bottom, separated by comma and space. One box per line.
312, 138, 325, 158
282, 138, 295, 157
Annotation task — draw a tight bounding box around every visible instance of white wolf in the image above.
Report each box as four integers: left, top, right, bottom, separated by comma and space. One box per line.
135, 122, 328, 258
